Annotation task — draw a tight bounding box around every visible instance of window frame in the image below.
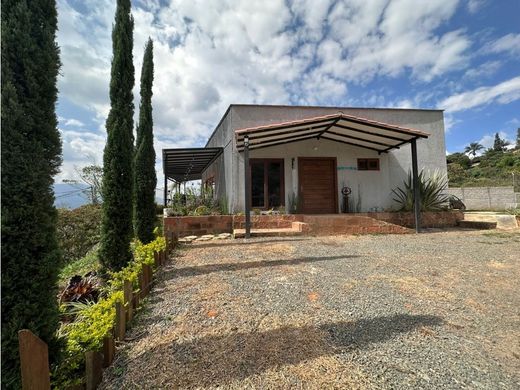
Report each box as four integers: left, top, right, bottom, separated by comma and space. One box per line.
357, 158, 380, 171
248, 158, 285, 209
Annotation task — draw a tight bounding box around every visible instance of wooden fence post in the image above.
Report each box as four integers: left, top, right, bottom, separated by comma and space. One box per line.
85, 351, 103, 390
161, 249, 166, 265
18, 330, 50, 390
123, 279, 133, 323
153, 251, 159, 267
115, 301, 125, 341
103, 335, 115, 368
139, 266, 147, 298
144, 264, 153, 293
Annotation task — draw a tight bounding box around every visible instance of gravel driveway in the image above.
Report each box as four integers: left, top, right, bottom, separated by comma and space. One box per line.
101, 230, 520, 389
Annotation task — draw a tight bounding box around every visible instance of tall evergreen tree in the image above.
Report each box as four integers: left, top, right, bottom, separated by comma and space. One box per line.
99, 0, 135, 270
516, 128, 520, 150
134, 39, 157, 244
493, 132, 509, 152
1, 0, 62, 386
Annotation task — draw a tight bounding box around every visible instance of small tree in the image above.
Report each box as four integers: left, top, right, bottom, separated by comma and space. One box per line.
516, 128, 519, 150
493, 132, 510, 152
99, 0, 135, 271
64, 165, 103, 204
134, 38, 157, 244
1, 0, 62, 386
464, 142, 484, 158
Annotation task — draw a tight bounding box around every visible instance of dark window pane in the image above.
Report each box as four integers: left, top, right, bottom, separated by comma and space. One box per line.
251, 162, 264, 207
368, 159, 379, 170
358, 159, 367, 170
267, 162, 282, 207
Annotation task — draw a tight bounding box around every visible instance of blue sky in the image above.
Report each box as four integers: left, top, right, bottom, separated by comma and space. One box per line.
55, 0, 520, 194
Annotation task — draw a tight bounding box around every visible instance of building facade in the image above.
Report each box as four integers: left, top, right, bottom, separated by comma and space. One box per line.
195, 104, 446, 214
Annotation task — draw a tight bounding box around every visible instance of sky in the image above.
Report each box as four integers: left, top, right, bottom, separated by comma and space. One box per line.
55, 0, 520, 204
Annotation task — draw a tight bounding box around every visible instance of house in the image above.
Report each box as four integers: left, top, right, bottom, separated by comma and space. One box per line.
162, 104, 447, 229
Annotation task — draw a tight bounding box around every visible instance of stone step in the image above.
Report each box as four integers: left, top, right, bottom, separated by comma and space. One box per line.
458, 220, 497, 230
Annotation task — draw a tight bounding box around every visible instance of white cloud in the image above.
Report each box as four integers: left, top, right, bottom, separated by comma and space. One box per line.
57, 129, 106, 182
467, 0, 487, 14
62, 118, 85, 128
478, 131, 515, 150
56, 0, 479, 188
463, 60, 501, 80
482, 33, 520, 56
439, 76, 520, 112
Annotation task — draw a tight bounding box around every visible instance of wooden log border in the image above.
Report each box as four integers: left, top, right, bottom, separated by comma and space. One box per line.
18, 235, 178, 389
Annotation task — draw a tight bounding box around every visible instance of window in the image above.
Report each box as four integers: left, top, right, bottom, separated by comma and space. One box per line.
357, 158, 380, 171
249, 159, 284, 209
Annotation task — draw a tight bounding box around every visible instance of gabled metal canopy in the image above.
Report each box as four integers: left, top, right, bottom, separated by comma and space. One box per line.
162, 147, 223, 182
235, 112, 430, 153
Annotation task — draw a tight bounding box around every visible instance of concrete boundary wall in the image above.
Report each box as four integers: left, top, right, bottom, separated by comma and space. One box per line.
446, 187, 516, 210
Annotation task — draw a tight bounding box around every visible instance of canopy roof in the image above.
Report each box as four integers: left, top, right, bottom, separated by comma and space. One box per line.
235, 112, 429, 153
162, 147, 223, 182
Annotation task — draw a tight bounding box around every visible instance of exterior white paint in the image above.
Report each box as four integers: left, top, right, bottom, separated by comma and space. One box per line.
203, 105, 447, 213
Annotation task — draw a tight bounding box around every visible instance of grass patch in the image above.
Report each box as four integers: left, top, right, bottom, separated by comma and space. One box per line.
58, 246, 100, 287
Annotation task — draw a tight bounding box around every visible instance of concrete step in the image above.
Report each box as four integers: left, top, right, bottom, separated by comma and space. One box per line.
463, 212, 518, 229
458, 220, 497, 230
233, 228, 303, 238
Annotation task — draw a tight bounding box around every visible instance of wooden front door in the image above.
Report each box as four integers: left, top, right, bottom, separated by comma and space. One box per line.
298, 157, 338, 214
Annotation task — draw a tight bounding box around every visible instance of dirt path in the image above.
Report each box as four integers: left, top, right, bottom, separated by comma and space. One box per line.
100, 230, 520, 389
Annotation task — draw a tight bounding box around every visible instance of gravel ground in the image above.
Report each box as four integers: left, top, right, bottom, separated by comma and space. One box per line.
100, 229, 520, 389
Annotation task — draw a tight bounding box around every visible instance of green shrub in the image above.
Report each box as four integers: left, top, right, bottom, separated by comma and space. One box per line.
53, 235, 166, 388
57, 205, 102, 263
392, 170, 449, 211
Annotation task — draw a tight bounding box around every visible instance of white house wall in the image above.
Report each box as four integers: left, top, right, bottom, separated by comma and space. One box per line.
204, 105, 447, 213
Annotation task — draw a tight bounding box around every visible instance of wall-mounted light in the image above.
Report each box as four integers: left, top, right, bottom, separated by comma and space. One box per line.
244, 135, 249, 147
313, 146, 318, 151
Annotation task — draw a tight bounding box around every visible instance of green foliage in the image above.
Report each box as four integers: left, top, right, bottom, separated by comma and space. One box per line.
134, 38, 157, 244
392, 171, 449, 211
53, 235, 166, 388
53, 291, 123, 388
447, 163, 468, 184
100, 0, 135, 271
448, 148, 520, 190
219, 196, 229, 215
57, 204, 102, 263
1, 0, 62, 386
493, 132, 510, 152
446, 152, 471, 169
464, 142, 484, 158
167, 185, 221, 216
59, 246, 101, 287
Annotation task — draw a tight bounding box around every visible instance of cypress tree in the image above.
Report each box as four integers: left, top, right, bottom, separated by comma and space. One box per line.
134, 38, 157, 244
99, 0, 135, 270
1, 0, 62, 387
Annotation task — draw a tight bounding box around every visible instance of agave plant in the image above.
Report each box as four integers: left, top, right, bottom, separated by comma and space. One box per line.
392, 170, 449, 211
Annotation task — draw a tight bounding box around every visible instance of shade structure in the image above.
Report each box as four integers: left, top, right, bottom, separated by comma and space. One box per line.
235, 112, 429, 152
162, 147, 223, 182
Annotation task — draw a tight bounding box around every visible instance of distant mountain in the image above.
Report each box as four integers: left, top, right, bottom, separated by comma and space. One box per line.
54, 183, 164, 209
